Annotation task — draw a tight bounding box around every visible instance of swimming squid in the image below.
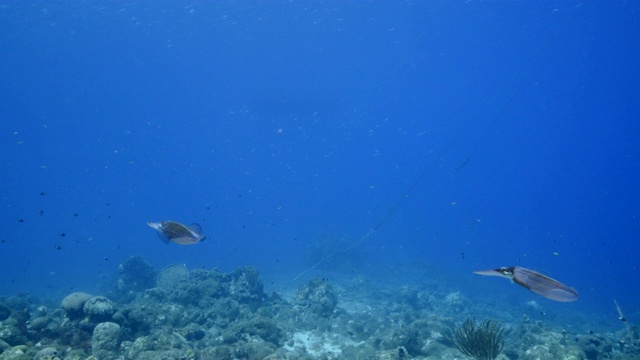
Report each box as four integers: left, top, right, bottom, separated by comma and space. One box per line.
474, 266, 579, 302
147, 221, 206, 245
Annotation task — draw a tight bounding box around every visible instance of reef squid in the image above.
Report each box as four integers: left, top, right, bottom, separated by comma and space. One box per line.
147, 221, 206, 245
474, 266, 579, 302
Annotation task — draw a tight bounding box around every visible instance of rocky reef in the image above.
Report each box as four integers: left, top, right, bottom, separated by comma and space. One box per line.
0, 258, 638, 359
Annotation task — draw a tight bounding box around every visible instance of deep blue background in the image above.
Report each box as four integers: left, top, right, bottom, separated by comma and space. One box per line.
1, 1, 638, 325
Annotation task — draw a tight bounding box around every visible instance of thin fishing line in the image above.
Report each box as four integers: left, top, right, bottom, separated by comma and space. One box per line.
455, 5, 581, 174
292, 5, 580, 282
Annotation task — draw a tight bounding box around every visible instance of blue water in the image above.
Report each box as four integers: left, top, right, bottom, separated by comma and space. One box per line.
1, 1, 638, 324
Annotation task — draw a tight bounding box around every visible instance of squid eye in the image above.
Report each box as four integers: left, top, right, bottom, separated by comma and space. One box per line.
501, 270, 513, 277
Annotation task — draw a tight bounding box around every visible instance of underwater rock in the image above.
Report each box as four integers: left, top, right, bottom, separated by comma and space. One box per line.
0, 345, 28, 360
198, 346, 232, 360
0, 345, 30, 360
0, 318, 27, 347
33, 347, 59, 360
233, 335, 276, 359
520, 338, 584, 360
619, 332, 640, 358
4, 263, 623, 360
340, 344, 378, 359
26, 316, 50, 333
294, 278, 338, 318
0, 304, 10, 321
125, 329, 195, 359
283, 330, 356, 358
345, 312, 380, 339
62, 349, 88, 360
522, 344, 554, 360
225, 267, 264, 304
117, 256, 157, 294
0, 339, 9, 353
83, 296, 116, 322
157, 348, 197, 360
190, 277, 223, 302
441, 291, 467, 314
91, 322, 121, 360
56, 315, 93, 348
61, 293, 92, 319
375, 346, 411, 360
155, 304, 185, 327
395, 286, 432, 311
125, 335, 154, 359
575, 333, 614, 360
190, 268, 217, 281
387, 326, 422, 356
120, 304, 154, 337
110, 310, 126, 326
184, 329, 205, 341
120, 295, 194, 337
230, 317, 285, 346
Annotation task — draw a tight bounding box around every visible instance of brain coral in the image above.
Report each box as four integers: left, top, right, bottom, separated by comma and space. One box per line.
83, 296, 116, 321
61, 292, 93, 319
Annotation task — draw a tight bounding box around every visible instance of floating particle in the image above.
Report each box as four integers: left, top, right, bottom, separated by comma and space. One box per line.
58, 232, 66, 237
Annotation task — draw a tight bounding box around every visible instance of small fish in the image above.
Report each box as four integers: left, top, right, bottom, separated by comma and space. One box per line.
474, 266, 579, 302
147, 221, 206, 245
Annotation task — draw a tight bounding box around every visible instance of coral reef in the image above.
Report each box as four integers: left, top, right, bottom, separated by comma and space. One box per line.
117, 256, 157, 295
293, 278, 338, 318
33, 347, 59, 360
82, 297, 116, 323
60, 293, 92, 320
0, 258, 636, 359
91, 322, 121, 360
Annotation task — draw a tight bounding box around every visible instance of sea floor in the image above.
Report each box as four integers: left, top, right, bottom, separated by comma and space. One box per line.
0, 256, 637, 360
